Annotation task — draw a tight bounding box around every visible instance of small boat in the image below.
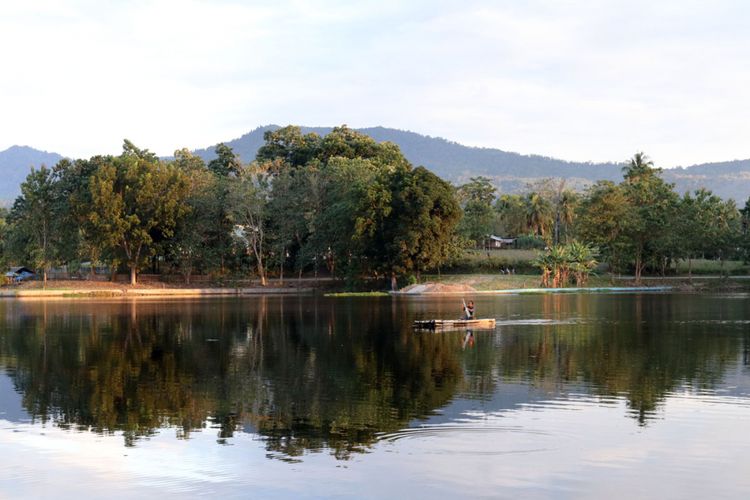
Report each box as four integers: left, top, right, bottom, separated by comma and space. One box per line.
413, 318, 496, 331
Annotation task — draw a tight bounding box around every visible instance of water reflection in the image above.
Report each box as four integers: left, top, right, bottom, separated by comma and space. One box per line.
0, 293, 748, 460
0, 297, 462, 458
461, 330, 475, 350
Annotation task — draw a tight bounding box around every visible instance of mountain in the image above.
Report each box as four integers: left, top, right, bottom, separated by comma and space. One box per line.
661, 160, 750, 204
192, 125, 624, 192
0, 146, 64, 205
194, 125, 750, 202
2, 129, 750, 205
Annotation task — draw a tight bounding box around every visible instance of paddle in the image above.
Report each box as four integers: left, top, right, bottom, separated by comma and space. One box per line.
462, 298, 470, 320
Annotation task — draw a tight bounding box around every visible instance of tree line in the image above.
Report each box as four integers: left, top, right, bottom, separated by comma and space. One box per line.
1, 126, 460, 285
2, 126, 749, 287
459, 153, 750, 283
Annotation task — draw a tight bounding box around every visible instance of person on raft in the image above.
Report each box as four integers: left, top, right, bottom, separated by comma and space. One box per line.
463, 300, 475, 320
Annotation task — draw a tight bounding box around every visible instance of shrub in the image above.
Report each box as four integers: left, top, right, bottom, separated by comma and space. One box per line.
533, 241, 598, 287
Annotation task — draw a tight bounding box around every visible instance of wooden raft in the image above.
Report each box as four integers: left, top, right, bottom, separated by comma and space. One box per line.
413, 318, 496, 331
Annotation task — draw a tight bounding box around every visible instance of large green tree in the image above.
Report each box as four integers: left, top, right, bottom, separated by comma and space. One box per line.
388, 166, 461, 278
54, 156, 115, 278
256, 126, 322, 168
575, 181, 633, 274
495, 194, 529, 236
228, 164, 271, 286
620, 153, 679, 283
205, 144, 243, 275
7, 166, 63, 285
88, 141, 190, 285
254, 126, 460, 282
457, 177, 498, 244
168, 149, 216, 284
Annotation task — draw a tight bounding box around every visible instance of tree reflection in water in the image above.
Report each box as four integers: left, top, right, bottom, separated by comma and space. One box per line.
0, 293, 747, 458
0, 297, 462, 458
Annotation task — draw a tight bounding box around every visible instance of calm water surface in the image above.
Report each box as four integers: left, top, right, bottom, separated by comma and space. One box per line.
1, 293, 749, 498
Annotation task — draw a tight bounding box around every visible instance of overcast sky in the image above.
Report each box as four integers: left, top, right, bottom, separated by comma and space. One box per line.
1, 0, 749, 166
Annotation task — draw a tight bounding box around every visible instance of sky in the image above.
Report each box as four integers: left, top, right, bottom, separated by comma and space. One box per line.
1, 0, 749, 166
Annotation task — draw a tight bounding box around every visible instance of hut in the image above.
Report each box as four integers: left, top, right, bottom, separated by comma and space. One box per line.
488, 235, 516, 249
5, 267, 36, 284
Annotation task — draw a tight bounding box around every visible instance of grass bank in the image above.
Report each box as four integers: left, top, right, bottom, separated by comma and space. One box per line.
443, 249, 538, 274
420, 273, 612, 291
673, 258, 749, 275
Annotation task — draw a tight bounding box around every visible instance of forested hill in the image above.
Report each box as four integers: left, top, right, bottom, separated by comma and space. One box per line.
2, 129, 750, 203
0, 146, 63, 204
192, 125, 625, 192
192, 125, 623, 184
193, 125, 750, 202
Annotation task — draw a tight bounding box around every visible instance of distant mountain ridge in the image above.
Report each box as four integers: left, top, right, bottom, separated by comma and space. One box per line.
193, 125, 750, 202
0, 146, 63, 204
192, 125, 625, 182
2, 127, 750, 204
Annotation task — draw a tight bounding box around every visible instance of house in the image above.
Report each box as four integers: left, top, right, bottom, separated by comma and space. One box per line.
488, 235, 516, 249
4, 267, 36, 284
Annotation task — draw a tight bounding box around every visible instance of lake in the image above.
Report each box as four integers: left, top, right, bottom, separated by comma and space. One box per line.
1, 293, 749, 498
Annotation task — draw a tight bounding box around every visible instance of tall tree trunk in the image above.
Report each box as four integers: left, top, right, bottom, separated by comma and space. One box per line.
258, 260, 266, 286
130, 266, 137, 285
634, 255, 642, 285
634, 241, 644, 285
251, 246, 266, 286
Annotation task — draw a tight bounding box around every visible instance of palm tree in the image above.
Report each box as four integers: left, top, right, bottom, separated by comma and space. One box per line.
555, 189, 578, 244
623, 152, 657, 182
525, 193, 553, 242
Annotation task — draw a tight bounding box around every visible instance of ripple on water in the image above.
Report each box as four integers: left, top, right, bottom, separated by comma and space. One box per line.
674, 319, 750, 325
377, 423, 555, 456
375, 400, 597, 455
495, 318, 585, 327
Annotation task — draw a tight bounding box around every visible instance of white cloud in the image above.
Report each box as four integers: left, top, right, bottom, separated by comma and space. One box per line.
0, 0, 749, 166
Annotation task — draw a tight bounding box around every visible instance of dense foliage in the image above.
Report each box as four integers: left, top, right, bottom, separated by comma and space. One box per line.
2, 135, 748, 288
465, 153, 749, 284
1, 127, 461, 285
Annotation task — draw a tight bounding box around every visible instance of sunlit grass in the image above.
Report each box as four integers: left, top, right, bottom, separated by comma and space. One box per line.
420, 273, 614, 290
673, 259, 748, 274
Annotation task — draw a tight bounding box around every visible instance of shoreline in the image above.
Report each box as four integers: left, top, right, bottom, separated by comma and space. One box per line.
3, 273, 748, 299
0, 287, 314, 299
391, 286, 675, 296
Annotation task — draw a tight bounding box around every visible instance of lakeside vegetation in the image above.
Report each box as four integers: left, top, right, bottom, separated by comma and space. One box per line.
460, 152, 750, 284
1, 126, 749, 289
1, 127, 460, 286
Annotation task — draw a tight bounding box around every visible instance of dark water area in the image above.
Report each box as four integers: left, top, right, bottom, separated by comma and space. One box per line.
1, 293, 749, 498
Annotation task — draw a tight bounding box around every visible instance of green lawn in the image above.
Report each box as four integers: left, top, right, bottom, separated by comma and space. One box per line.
420, 273, 614, 290
444, 249, 539, 274
672, 259, 749, 275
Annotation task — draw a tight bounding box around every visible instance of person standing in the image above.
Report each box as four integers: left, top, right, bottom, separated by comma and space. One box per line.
463, 300, 475, 320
